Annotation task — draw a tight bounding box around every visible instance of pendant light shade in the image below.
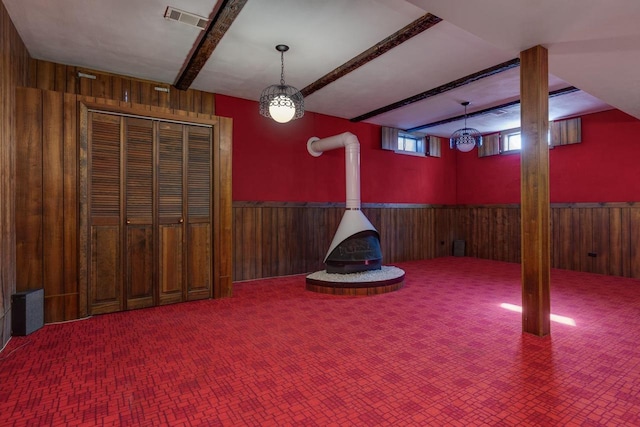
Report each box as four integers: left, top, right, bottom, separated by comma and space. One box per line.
450, 102, 482, 152
259, 44, 304, 123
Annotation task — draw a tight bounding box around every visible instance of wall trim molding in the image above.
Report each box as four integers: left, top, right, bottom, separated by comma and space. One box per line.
233, 201, 640, 209
233, 201, 449, 209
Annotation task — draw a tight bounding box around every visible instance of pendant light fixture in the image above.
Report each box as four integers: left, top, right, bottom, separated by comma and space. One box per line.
259, 44, 304, 123
450, 101, 482, 152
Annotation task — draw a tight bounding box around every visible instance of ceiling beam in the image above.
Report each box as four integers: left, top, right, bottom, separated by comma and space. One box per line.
174, 0, 248, 91
350, 58, 520, 123
405, 86, 579, 132
300, 13, 442, 98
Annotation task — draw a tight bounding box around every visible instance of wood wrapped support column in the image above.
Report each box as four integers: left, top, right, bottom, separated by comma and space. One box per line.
520, 45, 551, 337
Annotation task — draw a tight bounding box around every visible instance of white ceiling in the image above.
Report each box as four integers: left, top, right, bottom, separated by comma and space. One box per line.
5, 0, 637, 137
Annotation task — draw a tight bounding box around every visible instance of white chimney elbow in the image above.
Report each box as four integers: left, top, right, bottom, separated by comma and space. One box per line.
307, 132, 361, 210
307, 137, 323, 157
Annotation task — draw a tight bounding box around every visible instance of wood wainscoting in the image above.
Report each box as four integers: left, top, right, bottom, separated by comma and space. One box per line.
549, 203, 640, 278
232, 202, 449, 282
233, 202, 640, 282
449, 203, 640, 278
448, 205, 522, 264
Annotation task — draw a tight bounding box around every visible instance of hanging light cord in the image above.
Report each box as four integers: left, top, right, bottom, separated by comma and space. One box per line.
280, 51, 286, 86
463, 103, 468, 128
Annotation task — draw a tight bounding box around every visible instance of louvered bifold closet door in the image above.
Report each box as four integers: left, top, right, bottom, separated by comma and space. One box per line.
89, 113, 123, 314
186, 125, 213, 301
125, 117, 155, 309
158, 122, 185, 305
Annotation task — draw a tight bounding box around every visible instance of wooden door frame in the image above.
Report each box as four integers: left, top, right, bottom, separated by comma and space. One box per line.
78, 100, 232, 317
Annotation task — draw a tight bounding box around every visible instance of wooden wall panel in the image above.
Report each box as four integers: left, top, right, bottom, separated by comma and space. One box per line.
276, 207, 293, 277
592, 208, 610, 275
63, 93, 79, 319
42, 90, 66, 321
493, 208, 507, 261
1, 0, 32, 349
569, 208, 581, 271
378, 208, 396, 262
579, 209, 593, 273
28, 60, 216, 115
301, 207, 321, 274
478, 208, 492, 260
294, 207, 308, 273
261, 207, 279, 278
553, 208, 573, 270
233, 207, 244, 282
620, 208, 632, 278
15, 88, 43, 290
608, 208, 623, 277
243, 207, 259, 280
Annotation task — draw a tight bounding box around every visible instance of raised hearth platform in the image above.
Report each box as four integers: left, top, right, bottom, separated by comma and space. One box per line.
306, 266, 405, 296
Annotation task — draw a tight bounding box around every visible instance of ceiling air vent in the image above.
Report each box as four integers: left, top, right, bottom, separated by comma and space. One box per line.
164, 6, 208, 30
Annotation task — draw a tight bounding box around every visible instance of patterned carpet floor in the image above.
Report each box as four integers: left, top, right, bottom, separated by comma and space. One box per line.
1, 257, 639, 426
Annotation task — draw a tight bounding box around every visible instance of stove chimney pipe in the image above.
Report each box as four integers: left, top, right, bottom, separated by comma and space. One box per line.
307, 132, 381, 269
307, 132, 361, 209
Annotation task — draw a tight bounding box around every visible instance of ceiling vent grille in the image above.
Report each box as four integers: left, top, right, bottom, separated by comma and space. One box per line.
164, 6, 208, 30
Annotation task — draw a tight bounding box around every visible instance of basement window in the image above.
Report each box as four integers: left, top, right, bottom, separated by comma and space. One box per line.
397, 132, 424, 154
381, 127, 430, 157
482, 125, 558, 158
502, 127, 555, 152
503, 130, 521, 152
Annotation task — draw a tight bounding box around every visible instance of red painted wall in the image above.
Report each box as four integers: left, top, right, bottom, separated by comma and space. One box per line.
215, 95, 639, 205
456, 109, 640, 204
215, 94, 457, 204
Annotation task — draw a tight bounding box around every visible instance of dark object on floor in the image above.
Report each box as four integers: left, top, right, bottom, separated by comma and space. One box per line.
12, 288, 44, 336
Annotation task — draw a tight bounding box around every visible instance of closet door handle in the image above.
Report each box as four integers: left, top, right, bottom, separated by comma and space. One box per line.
126, 219, 131, 224
179, 218, 184, 223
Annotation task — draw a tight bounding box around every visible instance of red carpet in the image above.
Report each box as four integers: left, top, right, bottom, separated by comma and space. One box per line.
1, 257, 640, 426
